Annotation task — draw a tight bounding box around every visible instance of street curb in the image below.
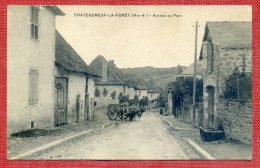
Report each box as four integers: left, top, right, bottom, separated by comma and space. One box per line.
101, 122, 114, 129
187, 138, 216, 160
9, 129, 94, 160
158, 114, 173, 128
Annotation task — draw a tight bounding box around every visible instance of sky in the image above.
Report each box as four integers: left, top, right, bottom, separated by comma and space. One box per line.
56, 5, 251, 68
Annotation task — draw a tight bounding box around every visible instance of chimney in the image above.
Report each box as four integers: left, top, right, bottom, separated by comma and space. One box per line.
102, 58, 107, 82
109, 60, 115, 66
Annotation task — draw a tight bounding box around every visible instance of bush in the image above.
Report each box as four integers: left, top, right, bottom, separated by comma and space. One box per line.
223, 68, 252, 100
102, 88, 108, 97
169, 77, 203, 107
139, 96, 149, 107
119, 95, 129, 104
133, 95, 139, 106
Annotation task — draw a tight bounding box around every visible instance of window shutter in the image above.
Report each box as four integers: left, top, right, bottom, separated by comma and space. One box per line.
35, 25, 38, 39
30, 6, 39, 40
35, 9, 39, 24
30, 6, 34, 22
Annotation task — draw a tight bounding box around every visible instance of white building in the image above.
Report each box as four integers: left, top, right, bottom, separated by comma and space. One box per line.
134, 85, 148, 100
54, 31, 100, 124
7, 6, 65, 135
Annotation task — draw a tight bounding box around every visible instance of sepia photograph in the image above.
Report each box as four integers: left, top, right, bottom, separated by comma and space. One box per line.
7, 5, 252, 160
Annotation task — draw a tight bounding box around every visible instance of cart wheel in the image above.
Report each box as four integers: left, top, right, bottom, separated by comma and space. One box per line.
107, 104, 119, 120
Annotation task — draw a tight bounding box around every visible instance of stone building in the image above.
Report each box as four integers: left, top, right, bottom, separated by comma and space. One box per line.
7, 6, 65, 135
55, 30, 100, 125
199, 22, 252, 144
89, 56, 128, 108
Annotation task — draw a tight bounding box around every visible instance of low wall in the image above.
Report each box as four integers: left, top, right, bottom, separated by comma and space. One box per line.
217, 99, 252, 145
182, 100, 203, 126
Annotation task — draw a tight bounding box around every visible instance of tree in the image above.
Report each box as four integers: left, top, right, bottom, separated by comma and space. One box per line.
169, 77, 203, 117
111, 91, 116, 100
139, 96, 149, 107
102, 88, 108, 97
95, 88, 101, 97
133, 95, 139, 106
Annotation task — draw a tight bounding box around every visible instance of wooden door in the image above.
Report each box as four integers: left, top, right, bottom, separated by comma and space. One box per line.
208, 86, 214, 127
76, 95, 81, 123
54, 77, 68, 126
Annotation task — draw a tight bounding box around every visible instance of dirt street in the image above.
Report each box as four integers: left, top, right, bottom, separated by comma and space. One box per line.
33, 111, 201, 160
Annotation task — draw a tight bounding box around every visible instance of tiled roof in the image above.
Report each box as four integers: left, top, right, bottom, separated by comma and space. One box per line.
181, 62, 202, 76
148, 89, 160, 93
135, 84, 147, 90
55, 30, 100, 77
89, 55, 126, 85
204, 22, 252, 49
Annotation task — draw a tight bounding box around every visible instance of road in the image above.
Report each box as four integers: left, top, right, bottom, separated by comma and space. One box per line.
34, 111, 200, 160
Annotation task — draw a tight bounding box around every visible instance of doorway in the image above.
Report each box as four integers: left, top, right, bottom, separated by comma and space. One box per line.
207, 86, 214, 127
54, 77, 68, 126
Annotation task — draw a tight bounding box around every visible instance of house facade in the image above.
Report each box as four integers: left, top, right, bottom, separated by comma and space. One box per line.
7, 6, 65, 135
200, 22, 252, 144
134, 85, 148, 100
90, 55, 127, 108
55, 31, 99, 125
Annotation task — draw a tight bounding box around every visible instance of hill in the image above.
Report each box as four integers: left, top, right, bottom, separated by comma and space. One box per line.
121, 65, 186, 93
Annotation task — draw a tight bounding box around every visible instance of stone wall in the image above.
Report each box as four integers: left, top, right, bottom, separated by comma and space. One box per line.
95, 85, 124, 108
216, 99, 252, 145
182, 99, 203, 126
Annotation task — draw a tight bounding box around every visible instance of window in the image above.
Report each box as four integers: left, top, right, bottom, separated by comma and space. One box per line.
123, 86, 126, 94
139, 91, 141, 97
29, 69, 39, 105
30, 6, 39, 40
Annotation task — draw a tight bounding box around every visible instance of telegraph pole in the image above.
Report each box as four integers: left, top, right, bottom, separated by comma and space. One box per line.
193, 21, 198, 126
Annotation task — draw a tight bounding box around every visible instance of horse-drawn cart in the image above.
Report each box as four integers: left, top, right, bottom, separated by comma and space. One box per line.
107, 104, 145, 121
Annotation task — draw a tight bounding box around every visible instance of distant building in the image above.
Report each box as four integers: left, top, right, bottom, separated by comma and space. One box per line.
147, 89, 160, 108
7, 6, 65, 135
134, 85, 148, 100
175, 62, 202, 80
199, 22, 252, 144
